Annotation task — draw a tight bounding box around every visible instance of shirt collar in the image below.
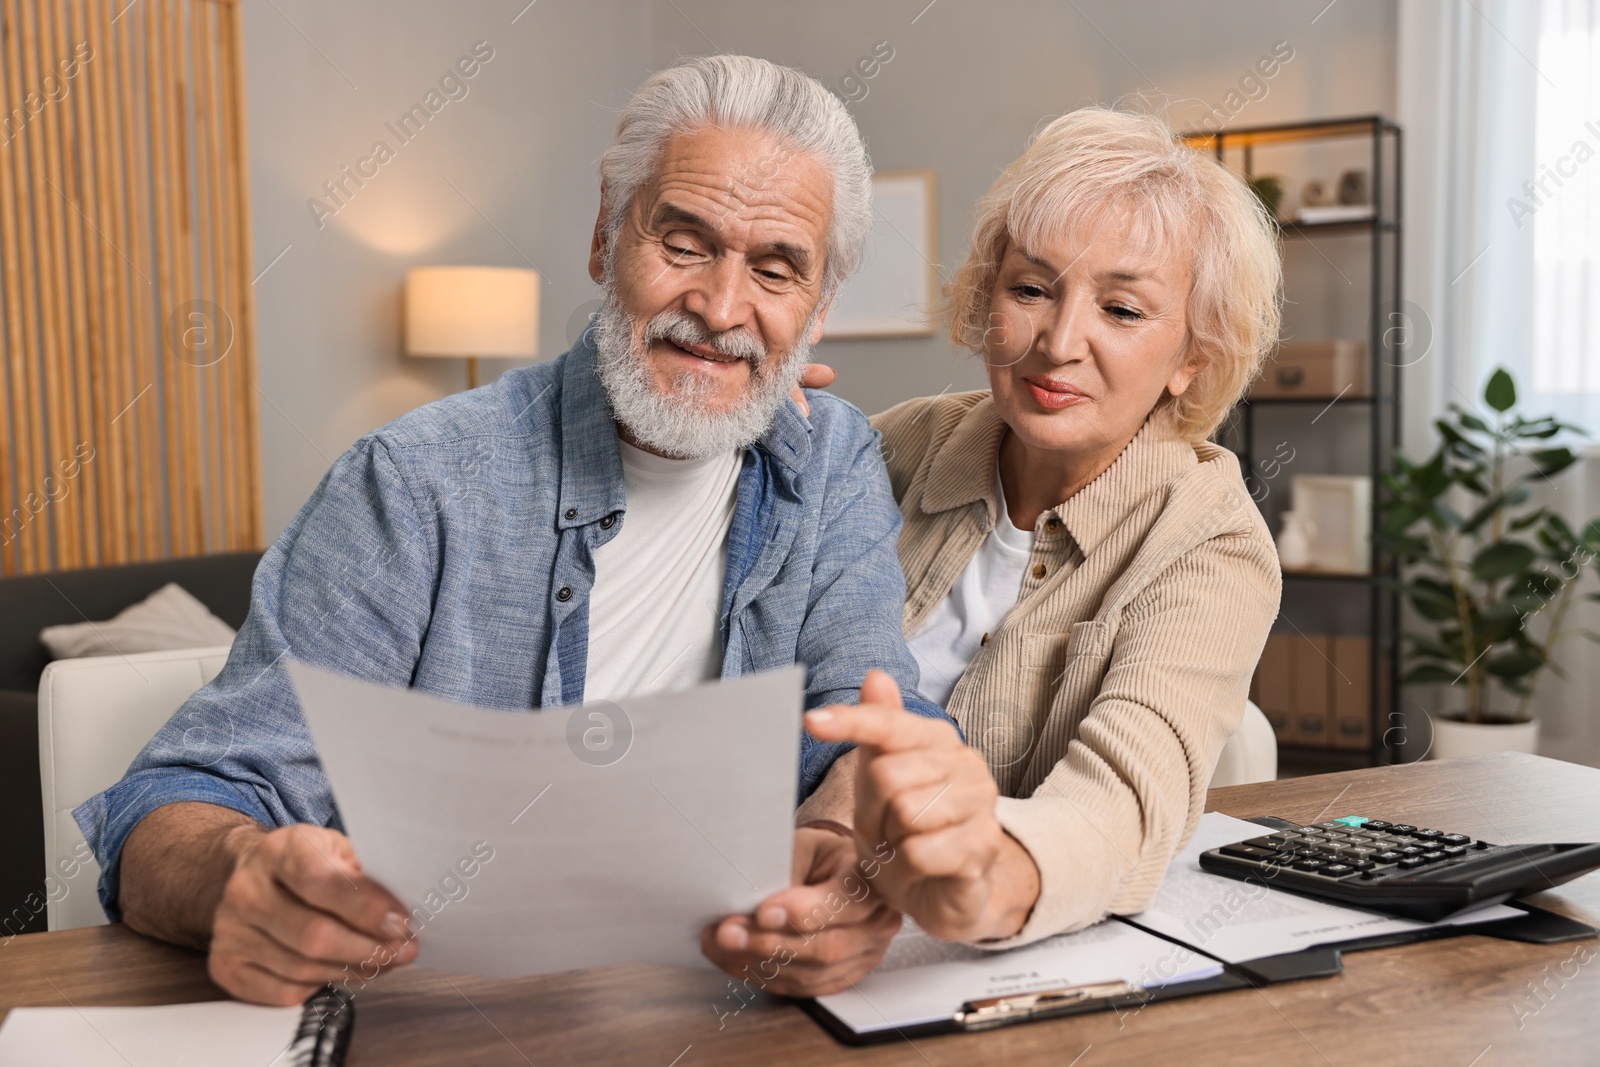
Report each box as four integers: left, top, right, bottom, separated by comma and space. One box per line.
921, 395, 1198, 554
556, 334, 627, 529
553, 334, 814, 528
1055, 417, 1198, 555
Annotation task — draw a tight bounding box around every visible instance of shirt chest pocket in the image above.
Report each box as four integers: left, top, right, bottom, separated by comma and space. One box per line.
737, 577, 810, 671
1023, 620, 1111, 689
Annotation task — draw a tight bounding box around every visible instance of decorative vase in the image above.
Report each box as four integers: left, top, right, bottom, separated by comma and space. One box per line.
1426, 713, 1540, 760
1276, 511, 1315, 569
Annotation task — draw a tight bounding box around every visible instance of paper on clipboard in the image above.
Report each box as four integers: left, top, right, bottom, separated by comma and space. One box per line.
813, 918, 1223, 1034
288, 662, 804, 978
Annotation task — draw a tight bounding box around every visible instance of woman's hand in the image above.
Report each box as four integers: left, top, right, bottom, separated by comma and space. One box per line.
701, 825, 901, 997
805, 671, 1041, 942
788, 363, 837, 417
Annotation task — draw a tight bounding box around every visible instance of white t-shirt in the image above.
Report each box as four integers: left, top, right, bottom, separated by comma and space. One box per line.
584, 440, 742, 702
907, 469, 1036, 707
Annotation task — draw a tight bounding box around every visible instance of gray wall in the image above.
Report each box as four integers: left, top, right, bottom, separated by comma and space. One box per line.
243, 0, 1398, 536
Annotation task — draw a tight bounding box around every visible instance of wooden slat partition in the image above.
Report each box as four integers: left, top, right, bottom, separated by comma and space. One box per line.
0, 0, 260, 575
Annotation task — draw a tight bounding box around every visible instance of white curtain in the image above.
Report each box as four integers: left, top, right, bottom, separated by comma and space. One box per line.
1399, 0, 1600, 767
1531, 0, 1600, 415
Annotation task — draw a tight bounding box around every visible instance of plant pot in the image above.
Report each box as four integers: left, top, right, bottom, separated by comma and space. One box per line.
1426, 713, 1540, 760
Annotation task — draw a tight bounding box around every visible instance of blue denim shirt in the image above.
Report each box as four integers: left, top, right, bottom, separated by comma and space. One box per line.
75, 336, 952, 920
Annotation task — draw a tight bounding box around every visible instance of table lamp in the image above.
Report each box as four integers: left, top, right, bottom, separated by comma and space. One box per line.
404, 265, 540, 389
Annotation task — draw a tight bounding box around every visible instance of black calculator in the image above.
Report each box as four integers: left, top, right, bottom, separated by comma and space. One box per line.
1198, 815, 1600, 921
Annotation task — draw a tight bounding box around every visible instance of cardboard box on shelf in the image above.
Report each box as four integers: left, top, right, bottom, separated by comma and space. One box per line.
1250, 340, 1369, 400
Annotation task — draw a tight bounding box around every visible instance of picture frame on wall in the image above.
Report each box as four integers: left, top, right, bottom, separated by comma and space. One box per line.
1289, 474, 1373, 574
820, 170, 938, 339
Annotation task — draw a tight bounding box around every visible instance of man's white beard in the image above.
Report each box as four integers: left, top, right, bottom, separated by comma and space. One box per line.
592, 285, 812, 460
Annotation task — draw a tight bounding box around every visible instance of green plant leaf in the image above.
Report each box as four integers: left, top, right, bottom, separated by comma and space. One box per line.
1402, 633, 1462, 661
1405, 580, 1460, 621
1486, 649, 1543, 678
1531, 447, 1577, 478
1402, 662, 1462, 685
1484, 367, 1517, 412
1471, 541, 1537, 581
1509, 508, 1549, 532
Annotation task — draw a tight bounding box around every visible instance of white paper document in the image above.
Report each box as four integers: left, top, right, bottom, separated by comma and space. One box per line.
287, 662, 804, 978
814, 918, 1224, 1034
1128, 811, 1523, 964
0, 1001, 302, 1067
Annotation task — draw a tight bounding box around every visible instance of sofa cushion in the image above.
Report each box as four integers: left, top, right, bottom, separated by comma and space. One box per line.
40, 582, 237, 660
0, 551, 260, 693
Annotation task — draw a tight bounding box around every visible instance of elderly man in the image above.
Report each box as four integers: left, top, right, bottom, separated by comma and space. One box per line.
75, 55, 952, 1005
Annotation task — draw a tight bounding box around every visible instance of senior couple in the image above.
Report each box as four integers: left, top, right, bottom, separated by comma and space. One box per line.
78, 54, 1281, 1004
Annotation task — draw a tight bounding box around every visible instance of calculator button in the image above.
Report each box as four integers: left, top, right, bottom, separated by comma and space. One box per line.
1364, 820, 1391, 830
1419, 851, 1448, 863
1322, 864, 1356, 877
1351, 860, 1377, 871
1343, 836, 1374, 847
1398, 856, 1427, 869
1318, 821, 1348, 830
1220, 844, 1279, 861
1374, 851, 1405, 863
1440, 845, 1468, 858
1245, 836, 1286, 850
1295, 827, 1325, 836
1396, 845, 1425, 857
1321, 831, 1349, 841
1333, 816, 1370, 827
1344, 846, 1377, 858
1414, 829, 1443, 841
1442, 834, 1471, 846
1294, 859, 1327, 871
1390, 824, 1417, 834
1473, 840, 1493, 850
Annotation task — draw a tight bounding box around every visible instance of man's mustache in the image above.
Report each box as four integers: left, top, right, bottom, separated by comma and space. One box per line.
643, 310, 768, 367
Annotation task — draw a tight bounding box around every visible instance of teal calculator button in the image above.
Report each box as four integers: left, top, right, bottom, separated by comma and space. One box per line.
1334, 816, 1369, 827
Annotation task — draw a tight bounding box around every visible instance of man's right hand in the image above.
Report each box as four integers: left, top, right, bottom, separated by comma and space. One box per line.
207, 823, 418, 1004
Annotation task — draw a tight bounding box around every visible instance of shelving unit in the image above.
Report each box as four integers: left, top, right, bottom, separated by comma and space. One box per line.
1182, 116, 1404, 769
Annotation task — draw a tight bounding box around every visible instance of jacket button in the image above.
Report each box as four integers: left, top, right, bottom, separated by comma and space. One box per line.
1045, 516, 1062, 532
600, 515, 616, 529
556, 587, 573, 602
1032, 563, 1047, 579
564, 507, 577, 519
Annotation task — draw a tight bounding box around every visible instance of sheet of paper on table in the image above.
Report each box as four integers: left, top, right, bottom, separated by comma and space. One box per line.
288, 661, 803, 978
0, 1000, 303, 1067
814, 917, 1224, 1034
1128, 811, 1524, 964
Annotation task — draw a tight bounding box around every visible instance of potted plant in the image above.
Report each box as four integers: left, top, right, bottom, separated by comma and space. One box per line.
1375, 367, 1600, 758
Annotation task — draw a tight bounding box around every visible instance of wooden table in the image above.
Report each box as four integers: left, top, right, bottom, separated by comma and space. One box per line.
4, 752, 1599, 1065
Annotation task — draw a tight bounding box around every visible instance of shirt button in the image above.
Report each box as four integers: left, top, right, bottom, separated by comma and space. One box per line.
600, 515, 616, 529
564, 507, 577, 520
1032, 563, 1047, 579
1045, 517, 1062, 532
556, 587, 573, 602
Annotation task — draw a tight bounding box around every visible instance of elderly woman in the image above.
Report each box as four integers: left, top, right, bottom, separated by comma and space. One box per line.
711, 107, 1282, 984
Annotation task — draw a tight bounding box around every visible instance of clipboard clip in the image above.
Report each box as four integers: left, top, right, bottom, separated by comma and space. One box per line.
955, 980, 1145, 1031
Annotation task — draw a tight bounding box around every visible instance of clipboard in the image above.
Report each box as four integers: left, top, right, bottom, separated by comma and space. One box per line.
803, 816, 1597, 1045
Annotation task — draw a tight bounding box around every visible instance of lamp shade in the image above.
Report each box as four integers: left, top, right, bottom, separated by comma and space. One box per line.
404, 265, 540, 359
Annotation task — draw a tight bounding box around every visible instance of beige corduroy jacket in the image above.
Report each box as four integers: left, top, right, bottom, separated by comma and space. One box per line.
872, 391, 1281, 947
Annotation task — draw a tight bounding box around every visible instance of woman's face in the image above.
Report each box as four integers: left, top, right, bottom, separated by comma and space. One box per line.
983, 213, 1201, 462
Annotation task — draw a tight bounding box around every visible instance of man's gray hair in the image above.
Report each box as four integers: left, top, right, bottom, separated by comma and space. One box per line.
598, 54, 873, 297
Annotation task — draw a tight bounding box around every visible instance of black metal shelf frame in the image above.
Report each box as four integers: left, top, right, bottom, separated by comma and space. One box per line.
1184, 115, 1404, 768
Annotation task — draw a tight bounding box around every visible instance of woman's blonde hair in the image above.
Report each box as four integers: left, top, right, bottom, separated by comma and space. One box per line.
945, 107, 1282, 443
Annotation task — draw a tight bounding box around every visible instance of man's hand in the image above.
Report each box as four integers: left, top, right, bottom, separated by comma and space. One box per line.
788, 362, 837, 418
206, 823, 418, 1004
701, 825, 901, 997
120, 803, 419, 1006
804, 671, 1041, 942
